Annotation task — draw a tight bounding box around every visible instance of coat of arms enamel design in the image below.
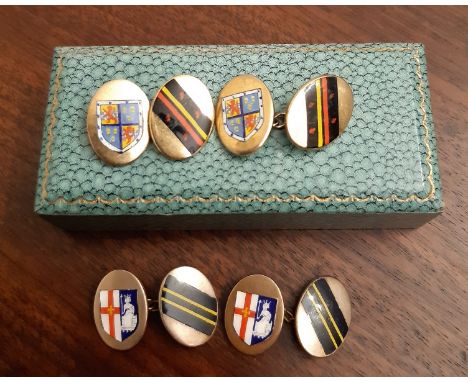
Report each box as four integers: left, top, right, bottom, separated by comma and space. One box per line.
222, 89, 264, 142
99, 289, 138, 342
96, 100, 144, 153
233, 291, 277, 345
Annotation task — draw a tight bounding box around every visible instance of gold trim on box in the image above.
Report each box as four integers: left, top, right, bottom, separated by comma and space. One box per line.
40, 46, 435, 206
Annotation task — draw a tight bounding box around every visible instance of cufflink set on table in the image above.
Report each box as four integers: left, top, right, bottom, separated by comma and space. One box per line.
87, 74, 353, 164
94, 267, 351, 357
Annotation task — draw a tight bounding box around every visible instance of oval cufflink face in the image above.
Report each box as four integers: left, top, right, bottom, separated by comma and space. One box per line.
93, 270, 148, 350
87, 79, 149, 165
225, 274, 284, 355
158, 266, 218, 347
216, 74, 274, 155
286, 75, 353, 149
295, 276, 351, 357
149, 75, 214, 160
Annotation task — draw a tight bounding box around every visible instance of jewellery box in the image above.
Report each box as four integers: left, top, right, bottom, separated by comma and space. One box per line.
34, 43, 443, 229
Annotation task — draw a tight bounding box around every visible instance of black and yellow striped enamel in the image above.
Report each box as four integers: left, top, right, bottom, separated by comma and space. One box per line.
298, 277, 350, 356
161, 274, 218, 336
150, 76, 214, 160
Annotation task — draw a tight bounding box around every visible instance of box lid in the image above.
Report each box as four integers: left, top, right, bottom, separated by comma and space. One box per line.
35, 43, 443, 216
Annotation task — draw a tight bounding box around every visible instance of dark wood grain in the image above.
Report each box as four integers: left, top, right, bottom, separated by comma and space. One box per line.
0, 5, 466, 376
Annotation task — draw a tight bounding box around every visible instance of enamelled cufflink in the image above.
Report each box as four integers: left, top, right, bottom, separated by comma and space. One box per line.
224, 274, 351, 357
87, 75, 214, 165
87, 74, 353, 163
149, 75, 214, 160
215, 74, 353, 155
94, 269, 351, 357
94, 266, 218, 350
87, 79, 150, 166
216, 74, 274, 156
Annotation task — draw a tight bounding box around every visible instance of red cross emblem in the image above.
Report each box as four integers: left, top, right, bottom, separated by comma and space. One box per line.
100, 290, 120, 339
234, 292, 256, 341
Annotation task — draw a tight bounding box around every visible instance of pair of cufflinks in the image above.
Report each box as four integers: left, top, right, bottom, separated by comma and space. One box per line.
87, 74, 353, 165
94, 267, 351, 357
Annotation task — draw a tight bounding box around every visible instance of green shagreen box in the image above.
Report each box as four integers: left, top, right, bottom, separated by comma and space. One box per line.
34, 44, 443, 230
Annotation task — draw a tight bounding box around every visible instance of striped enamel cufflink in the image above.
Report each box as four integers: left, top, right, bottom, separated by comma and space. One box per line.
149, 75, 214, 160
282, 75, 353, 149
87, 75, 215, 164
224, 274, 351, 357
94, 267, 218, 350
295, 276, 351, 357
158, 266, 218, 347
215, 74, 353, 155
87, 74, 353, 163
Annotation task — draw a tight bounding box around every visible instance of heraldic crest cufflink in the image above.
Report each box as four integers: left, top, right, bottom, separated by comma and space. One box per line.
224, 274, 284, 355
87, 79, 150, 166
149, 75, 215, 160
224, 274, 351, 357
93, 270, 149, 350
94, 269, 350, 355
94, 267, 218, 350
215, 74, 274, 156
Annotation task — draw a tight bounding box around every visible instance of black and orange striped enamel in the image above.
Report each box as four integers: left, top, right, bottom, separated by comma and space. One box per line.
152, 78, 212, 155
305, 76, 340, 148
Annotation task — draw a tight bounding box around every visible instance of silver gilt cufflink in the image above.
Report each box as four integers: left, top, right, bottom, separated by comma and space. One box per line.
295, 276, 351, 357
280, 74, 353, 149
149, 75, 215, 160
87, 80, 150, 166
215, 74, 274, 156
224, 273, 351, 357
94, 267, 218, 350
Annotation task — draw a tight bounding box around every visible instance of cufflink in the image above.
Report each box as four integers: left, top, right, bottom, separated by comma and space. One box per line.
158, 266, 218, 347
94, 267, 219, 350
295, 276, 351, 357
224, 274, 284, 355
149, 75, 214, 160
216, 75, 274, 156
87, 80, 149, 165
281, 75, 353, 149
93, 270, 149, 350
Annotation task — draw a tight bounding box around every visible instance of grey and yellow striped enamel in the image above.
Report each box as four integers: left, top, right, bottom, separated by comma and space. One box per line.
295, 276, 351, 357
158, 266, 218, 347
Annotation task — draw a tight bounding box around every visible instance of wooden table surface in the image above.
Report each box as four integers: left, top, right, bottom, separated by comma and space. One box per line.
0, 5, 466, 376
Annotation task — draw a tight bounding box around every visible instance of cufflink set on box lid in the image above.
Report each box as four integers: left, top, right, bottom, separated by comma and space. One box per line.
94, 268, 351, 357
87, 74, 353, 164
